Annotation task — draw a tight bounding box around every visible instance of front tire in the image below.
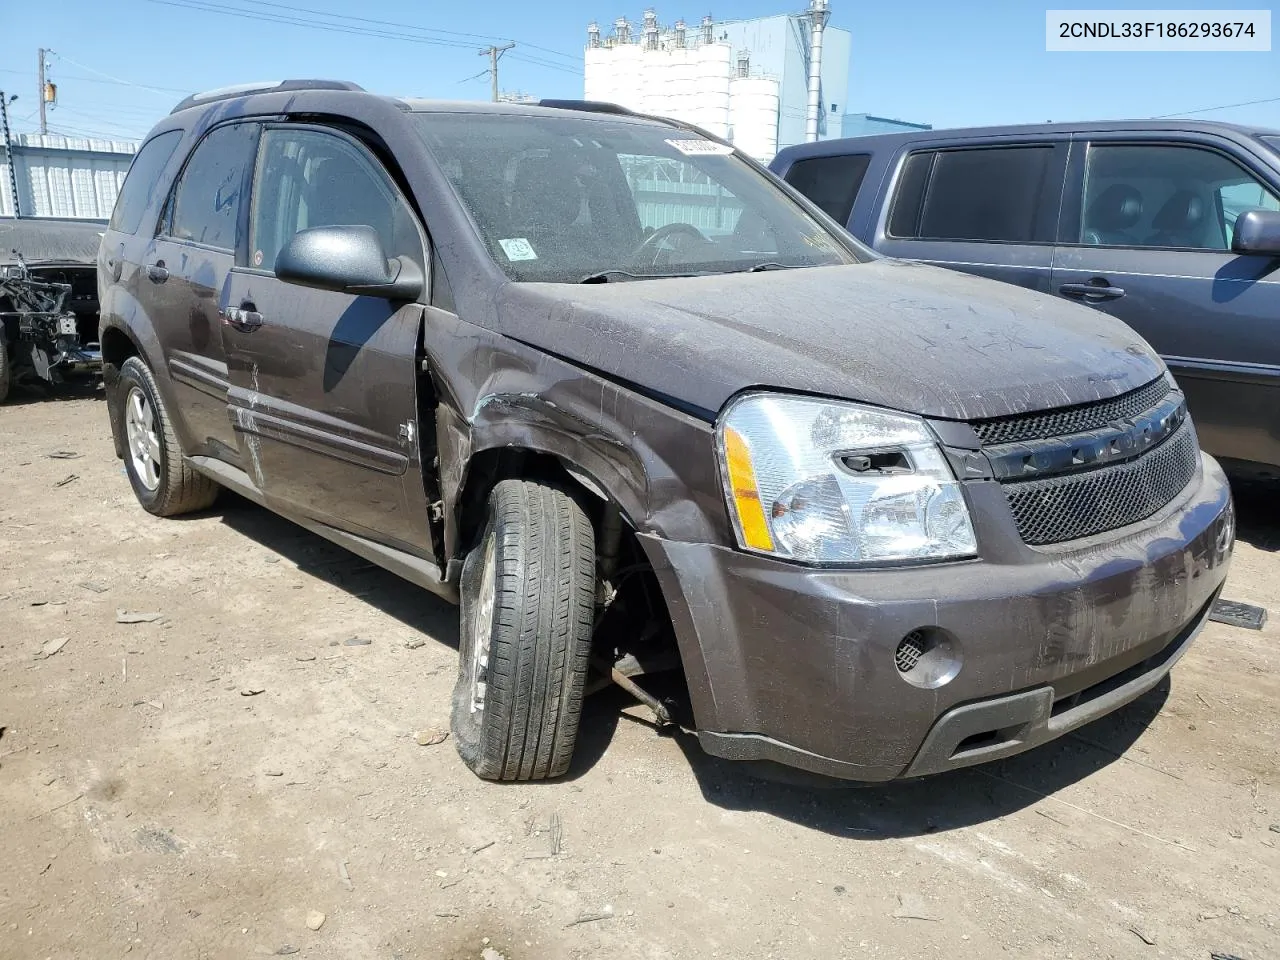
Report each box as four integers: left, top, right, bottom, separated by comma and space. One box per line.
451, 479, 596, 781
116, 356, 219, 517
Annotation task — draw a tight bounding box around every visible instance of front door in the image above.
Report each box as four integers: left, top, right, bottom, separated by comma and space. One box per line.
150, 121, 260, 464
223, 122, 436, 556
1052, 138, 1280, 471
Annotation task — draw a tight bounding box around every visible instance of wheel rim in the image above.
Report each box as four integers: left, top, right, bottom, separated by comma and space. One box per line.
469, 535, 496, 715
124, 386, 161, 492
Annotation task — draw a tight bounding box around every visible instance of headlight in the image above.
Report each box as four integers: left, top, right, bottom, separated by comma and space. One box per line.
717, 393, 977, 565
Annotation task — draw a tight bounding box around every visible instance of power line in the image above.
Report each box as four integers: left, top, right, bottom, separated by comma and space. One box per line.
51, 53, 190, 97
245, 0, 579, 62
144, 0, 501, 51
1151, 95, 1280, 119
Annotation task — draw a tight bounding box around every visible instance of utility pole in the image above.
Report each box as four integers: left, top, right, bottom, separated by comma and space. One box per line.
37, 48, 47, 136
479, 42, 515, 102
0, 91, 21, 216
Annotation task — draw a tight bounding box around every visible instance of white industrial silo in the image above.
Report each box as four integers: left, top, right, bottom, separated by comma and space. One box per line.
729, 75, 780, 162
695, 41, 732, 138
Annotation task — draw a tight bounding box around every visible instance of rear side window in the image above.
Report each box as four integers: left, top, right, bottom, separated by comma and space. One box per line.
889, 146, 1054, 243
167, 123, 259, 250
782, 154, 871, 226
108, 131, 181, 235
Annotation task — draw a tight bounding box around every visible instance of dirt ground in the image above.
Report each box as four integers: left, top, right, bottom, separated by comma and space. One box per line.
1, 384, 1278, 960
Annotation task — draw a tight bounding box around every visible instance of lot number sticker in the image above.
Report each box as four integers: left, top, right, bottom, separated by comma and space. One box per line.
665, 139, 734, 156
499, 237, 538, 261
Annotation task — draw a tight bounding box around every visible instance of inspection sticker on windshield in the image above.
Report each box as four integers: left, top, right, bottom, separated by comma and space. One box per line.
499, 238, 538, 261
665, 139, 734, 156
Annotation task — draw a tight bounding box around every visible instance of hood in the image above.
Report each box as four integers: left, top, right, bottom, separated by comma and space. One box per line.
0, 218, 106, 266
494, 259, 1164, 421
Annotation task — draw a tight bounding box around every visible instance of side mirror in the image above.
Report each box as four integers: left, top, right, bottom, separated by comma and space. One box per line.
1231, 209, 1280, 256
274, 224, 424, 301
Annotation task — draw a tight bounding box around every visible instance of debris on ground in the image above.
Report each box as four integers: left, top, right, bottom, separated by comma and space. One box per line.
54, 474, 79, 488
1209, 599, 1268, 630
240, 688, 266, 697
470, 840, 496, 854
415, 729, 449, 746
78, 581, 108, 594
264, 770, 284, 777
132, 700, 163, 711
338, 860, 353, 891
343, 637, 372, 646
295, 654, 317, 662
305, 910, 326, 931
45, 451, 82, 460
35, 637, 69, 659
116, 610, 162, 624
404, 638, 426, 649
568, 905, 614, 926
1129, 925, 1156, 945
275, 946, 299, 956
891, 894, 941, 922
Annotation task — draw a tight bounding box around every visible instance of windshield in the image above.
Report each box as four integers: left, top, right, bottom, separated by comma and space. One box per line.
413, 112, 860, 282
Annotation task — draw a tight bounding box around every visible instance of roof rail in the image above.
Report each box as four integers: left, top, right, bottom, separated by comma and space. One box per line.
536, 99, 638, 116
170, 80, 364, 115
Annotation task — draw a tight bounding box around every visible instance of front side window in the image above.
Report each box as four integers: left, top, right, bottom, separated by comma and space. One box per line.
109, 130, 182, 235
414, 113, 858, 282
1081, 143, 1280, 250
167, 123, 259, 250
889, 146, 1054, 243
249, 127, 422, 274
782, 153, 872, 226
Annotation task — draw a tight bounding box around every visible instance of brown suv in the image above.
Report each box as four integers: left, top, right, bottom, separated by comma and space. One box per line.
97, 82, 1234, 783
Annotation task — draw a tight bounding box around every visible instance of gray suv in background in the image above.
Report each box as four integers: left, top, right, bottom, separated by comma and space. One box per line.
771, 121, 1280, 479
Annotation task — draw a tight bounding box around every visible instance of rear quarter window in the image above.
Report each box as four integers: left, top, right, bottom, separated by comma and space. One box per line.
108, 130, 182, 235
888, 145, 1055, 243
782, 154, 871, 226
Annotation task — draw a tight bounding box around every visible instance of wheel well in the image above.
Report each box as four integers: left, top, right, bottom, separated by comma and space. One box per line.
100, 327, 138, 385
455, 447, 683, 693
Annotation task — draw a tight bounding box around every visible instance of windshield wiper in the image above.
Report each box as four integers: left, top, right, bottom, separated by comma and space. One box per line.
743, 261, 803, 273
578, 268, 712, 283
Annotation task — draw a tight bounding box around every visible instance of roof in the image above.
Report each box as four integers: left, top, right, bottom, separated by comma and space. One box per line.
0, 218, 105, 265
775, 119, 1280, 163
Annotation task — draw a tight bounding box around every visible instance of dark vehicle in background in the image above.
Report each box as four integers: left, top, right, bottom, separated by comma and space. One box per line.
771, 121, 1280, 479
0, 217, 104, 402
98, 82, 1232, 785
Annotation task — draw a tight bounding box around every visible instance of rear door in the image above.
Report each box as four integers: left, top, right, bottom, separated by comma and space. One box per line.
872, 140, 1069, 293
1052, 135, 1280, 470
222, 122, 436, 556
148, 121, 260, 463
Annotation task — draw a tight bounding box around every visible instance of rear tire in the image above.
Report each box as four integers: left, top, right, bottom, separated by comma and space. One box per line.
451, 479, 596, 781
116, 356, 219, 517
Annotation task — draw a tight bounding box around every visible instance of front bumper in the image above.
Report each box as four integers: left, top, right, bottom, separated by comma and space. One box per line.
641, 457, 1234, 782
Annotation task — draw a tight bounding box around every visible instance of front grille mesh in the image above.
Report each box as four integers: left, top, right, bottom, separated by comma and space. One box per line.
1002, 421, 1198, 546
971, 377, 1172, 446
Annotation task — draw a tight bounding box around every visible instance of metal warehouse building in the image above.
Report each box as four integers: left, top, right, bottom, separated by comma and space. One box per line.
1, 133, 137, 220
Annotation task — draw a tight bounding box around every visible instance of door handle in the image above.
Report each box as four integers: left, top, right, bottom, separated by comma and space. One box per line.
1059, 280, 1125, 301
146, 261, 169, 284
220, 305, 264, 331
110, 243, 124, 283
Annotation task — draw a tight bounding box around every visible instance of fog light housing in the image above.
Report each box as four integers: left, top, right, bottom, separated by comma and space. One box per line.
895, 628, 962, 689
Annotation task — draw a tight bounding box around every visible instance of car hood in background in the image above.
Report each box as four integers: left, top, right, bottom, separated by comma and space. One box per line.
495, 259, 1165, 421
0, 218, 106, 266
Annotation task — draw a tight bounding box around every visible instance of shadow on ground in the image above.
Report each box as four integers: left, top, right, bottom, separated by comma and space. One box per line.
3, 377, 103, 408
205, 484, 1196, 818
1230, 475, 1279, 552
667, 677, 1173, 840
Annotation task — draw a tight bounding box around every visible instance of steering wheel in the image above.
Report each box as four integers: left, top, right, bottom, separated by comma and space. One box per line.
633, 222, 709, 268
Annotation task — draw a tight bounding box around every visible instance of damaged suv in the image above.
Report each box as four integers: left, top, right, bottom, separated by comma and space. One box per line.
98, 82, 1233, 783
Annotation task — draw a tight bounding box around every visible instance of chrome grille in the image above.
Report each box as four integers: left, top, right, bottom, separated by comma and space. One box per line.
971, 377, 1172, 446
1002, 420, 1198, 546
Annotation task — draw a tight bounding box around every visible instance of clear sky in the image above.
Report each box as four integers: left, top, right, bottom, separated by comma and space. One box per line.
2, 0, 1277, 142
